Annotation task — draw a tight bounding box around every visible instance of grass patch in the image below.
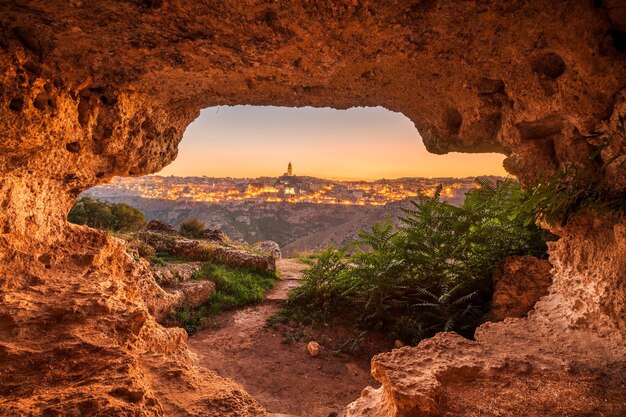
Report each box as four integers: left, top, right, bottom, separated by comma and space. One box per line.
169, 263, 278, 335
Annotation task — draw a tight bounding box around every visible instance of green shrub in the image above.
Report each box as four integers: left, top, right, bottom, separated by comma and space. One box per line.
152, 256, 167, 266
282, 247, 352, 324
279, 179, 551, 344
179, 218, 206, 239
68, 196, 146, 232
169, 263, 278, 334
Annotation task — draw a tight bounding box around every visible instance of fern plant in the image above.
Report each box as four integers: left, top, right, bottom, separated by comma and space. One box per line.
283, 247, 351, 324
412, 280, 479, 336
279, 178, 550, 344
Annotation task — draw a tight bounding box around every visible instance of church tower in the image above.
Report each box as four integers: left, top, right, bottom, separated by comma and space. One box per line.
287, 161, 293, 176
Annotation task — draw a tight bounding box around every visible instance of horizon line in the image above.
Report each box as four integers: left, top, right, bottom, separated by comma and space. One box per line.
136, 173, 511, 182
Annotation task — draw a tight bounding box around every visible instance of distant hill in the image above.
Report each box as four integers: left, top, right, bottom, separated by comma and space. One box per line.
84, 175, 484, 254
88, 189, 470, 257
281, 201, 406, 256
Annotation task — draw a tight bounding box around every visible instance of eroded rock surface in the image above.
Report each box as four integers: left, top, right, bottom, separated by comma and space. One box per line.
138, 230, 276, 272
147, 261, 215, 322
346, 320, 626, 417
151, 262, 205, 286
490, 255, 552, 320
1, 1, 625, 416
0, 226, 265, 416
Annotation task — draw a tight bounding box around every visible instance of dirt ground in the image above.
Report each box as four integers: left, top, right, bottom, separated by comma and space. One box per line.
187, 259, 387, 417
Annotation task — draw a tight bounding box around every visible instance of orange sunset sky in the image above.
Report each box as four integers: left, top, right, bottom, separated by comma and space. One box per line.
159, 106, 507, 180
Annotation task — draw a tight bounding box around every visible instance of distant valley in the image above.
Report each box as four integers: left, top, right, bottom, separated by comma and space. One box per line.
86, 175, 499, 256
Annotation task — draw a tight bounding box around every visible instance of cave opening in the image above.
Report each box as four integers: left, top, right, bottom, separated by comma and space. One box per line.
2, 1, 626, 415
74, 105, 536, 416
161, 105, 507, 180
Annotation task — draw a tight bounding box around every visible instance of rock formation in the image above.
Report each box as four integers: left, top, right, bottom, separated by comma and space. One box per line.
1, 1, 625, 416
149, 261, 214, 321
490, 255, 552, 320
137, 225, 276, 321
345, 324, 626, 417
138, 230, 276, 271
253, 241, 282, 259
151, 262, 205, 286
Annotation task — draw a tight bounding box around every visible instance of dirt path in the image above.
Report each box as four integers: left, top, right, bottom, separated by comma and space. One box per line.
187, 259, 381, 417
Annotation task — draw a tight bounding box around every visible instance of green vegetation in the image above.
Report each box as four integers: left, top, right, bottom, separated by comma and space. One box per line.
179, 218, 206, 238
170, 263, 278, 334
278, 179, 551, 344
68, 196, 146, 232
520, 116, 626, 227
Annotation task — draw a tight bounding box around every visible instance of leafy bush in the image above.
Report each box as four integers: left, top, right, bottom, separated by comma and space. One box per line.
179, 218, 206, 239
280, 179, 551, 344
169, 263, 278, 334
152, 256, 167, 266
68, 196, 146, 232
283, 247, 352, 324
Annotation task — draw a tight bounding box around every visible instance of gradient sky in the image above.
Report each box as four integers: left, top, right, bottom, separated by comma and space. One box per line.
158, 106, 507, 180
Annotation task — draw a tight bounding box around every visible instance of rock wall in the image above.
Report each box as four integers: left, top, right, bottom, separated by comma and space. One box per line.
490, 255, 552, 320
1, 1, 626, 415
0, 226, 265, 416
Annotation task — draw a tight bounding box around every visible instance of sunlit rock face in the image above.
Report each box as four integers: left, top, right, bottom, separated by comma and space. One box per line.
0, 1, 625, 416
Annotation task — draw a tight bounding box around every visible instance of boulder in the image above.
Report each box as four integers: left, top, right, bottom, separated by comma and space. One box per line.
200, 227, 227, 242
253, 240, 282, 259
169, 281, 216, 308
146, 219, 177, 233
150, 262, 204, 286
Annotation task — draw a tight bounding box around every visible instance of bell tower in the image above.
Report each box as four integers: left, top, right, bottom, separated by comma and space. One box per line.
287, 161, 293, 176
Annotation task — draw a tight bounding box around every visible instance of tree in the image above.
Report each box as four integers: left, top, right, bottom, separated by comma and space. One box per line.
68, 197, 146, 232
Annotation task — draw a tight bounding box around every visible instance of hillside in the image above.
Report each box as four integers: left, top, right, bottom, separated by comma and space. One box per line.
87, 190, 469, 256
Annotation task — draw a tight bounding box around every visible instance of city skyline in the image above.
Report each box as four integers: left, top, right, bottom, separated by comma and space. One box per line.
158, 106, 508, 180
90, 175, 481, 207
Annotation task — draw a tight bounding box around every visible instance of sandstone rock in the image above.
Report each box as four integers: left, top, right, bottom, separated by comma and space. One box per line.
0, 227, 265, 416
200, 227, 227, 242
307, 341, 320, 357
345, 322, 626, 417
151, 261, 204, 286
146, 266, 215, 322
146, 219, 177, 233
169, 280, 216, 309
208, 245, 277, 272
253, 240, 282, 259
491, 255, 552, 320
139, 230, 276, 272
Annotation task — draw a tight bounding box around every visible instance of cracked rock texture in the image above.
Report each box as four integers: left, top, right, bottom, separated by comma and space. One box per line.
490, 255, 552, 320
0, 1, 625, 416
